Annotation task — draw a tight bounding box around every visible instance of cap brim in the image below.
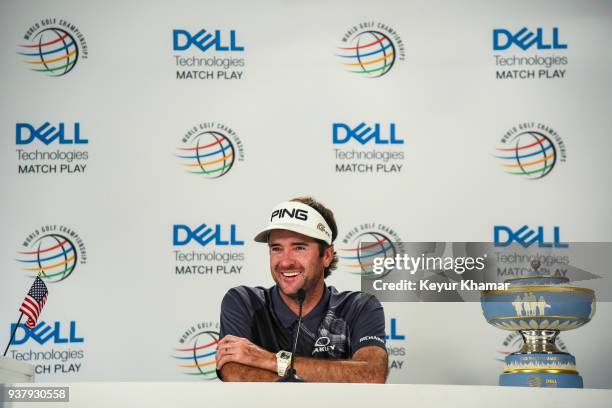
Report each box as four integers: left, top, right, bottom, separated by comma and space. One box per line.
253, 224, 331, 244
253, 229, 270, 243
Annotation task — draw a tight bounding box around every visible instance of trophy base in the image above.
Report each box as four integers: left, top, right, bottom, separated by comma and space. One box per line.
500, 372, 583, 388
499, 352, 583, 388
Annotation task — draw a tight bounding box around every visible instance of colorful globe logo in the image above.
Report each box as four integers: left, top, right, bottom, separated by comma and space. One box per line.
495, 132, 557, 179
339, 232, 397, 277
527, 375, 543, 387
16, 234, 77, 282
18, 28, 79, 76
173, 330, 219, 379
337, 31, 396, 78
176, 131, 236, 178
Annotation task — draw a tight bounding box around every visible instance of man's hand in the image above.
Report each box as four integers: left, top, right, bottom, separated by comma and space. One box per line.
216, 335, 277, 372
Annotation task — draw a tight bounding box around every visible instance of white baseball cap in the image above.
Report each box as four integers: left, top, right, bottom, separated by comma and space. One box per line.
254, 201, 333, 245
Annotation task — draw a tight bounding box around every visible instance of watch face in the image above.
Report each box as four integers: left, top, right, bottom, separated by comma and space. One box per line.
279, 351, 291, 360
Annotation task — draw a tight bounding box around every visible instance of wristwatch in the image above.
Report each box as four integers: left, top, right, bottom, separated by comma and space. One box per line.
275, 350, 292, 376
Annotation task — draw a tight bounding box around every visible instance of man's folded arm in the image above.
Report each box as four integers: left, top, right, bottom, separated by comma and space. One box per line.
219, 345, 387, 383
220, 362, 279, 382
294, 346, 387, 383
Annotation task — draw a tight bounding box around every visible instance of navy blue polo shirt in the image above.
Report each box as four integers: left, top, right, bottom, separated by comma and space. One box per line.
219, 285, 387, 360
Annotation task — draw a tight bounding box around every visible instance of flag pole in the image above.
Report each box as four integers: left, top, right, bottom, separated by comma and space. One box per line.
3, 313, 24, 357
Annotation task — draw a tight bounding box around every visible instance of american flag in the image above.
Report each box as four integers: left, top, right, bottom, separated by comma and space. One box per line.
19, 277, 48, 329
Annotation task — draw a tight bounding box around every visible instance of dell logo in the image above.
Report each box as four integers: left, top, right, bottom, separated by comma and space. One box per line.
493, 225, 568, 248
173, 29, 244, 52
16, 122, 88, 145
173, 224, 244, 246
493, 27, 567, 51
333, 122, 403, 145
10, 321, 84, 345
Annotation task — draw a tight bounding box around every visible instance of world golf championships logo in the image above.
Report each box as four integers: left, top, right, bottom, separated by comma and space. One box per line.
18, 19, 88, 76
337, 31, 395, 77
339, 224, 404, 277
495, 123, 566, 180
337, 23, 405, 78
173, 323, 220, 379
176, 123, 244, 178
16, 226, 87, 283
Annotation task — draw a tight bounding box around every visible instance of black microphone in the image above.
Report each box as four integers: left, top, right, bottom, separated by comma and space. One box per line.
278, 288, 306, 382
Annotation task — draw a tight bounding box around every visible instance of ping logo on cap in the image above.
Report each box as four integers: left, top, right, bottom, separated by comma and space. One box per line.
255, 200, 332, 245
270, 208, 308, 222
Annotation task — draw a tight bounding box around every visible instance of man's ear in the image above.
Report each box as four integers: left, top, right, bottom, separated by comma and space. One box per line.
323, 245, 334, 268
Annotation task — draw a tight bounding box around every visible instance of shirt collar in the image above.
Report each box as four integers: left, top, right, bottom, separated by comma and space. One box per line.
272, 285, 330, 329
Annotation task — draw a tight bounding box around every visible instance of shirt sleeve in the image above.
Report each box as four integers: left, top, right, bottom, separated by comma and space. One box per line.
219, 287, 255, 340
217, 287, 256, 381
350, 295, 387, 355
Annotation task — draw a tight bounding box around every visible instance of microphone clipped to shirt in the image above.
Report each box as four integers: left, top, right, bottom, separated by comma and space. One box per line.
296, 287, 306, 305
278, 287, 306, 382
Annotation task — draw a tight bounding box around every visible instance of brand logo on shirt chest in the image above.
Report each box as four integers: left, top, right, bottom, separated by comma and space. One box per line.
312, 336, 336, 354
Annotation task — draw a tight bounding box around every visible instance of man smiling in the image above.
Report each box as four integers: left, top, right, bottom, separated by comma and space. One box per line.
215, 197, 388, 382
